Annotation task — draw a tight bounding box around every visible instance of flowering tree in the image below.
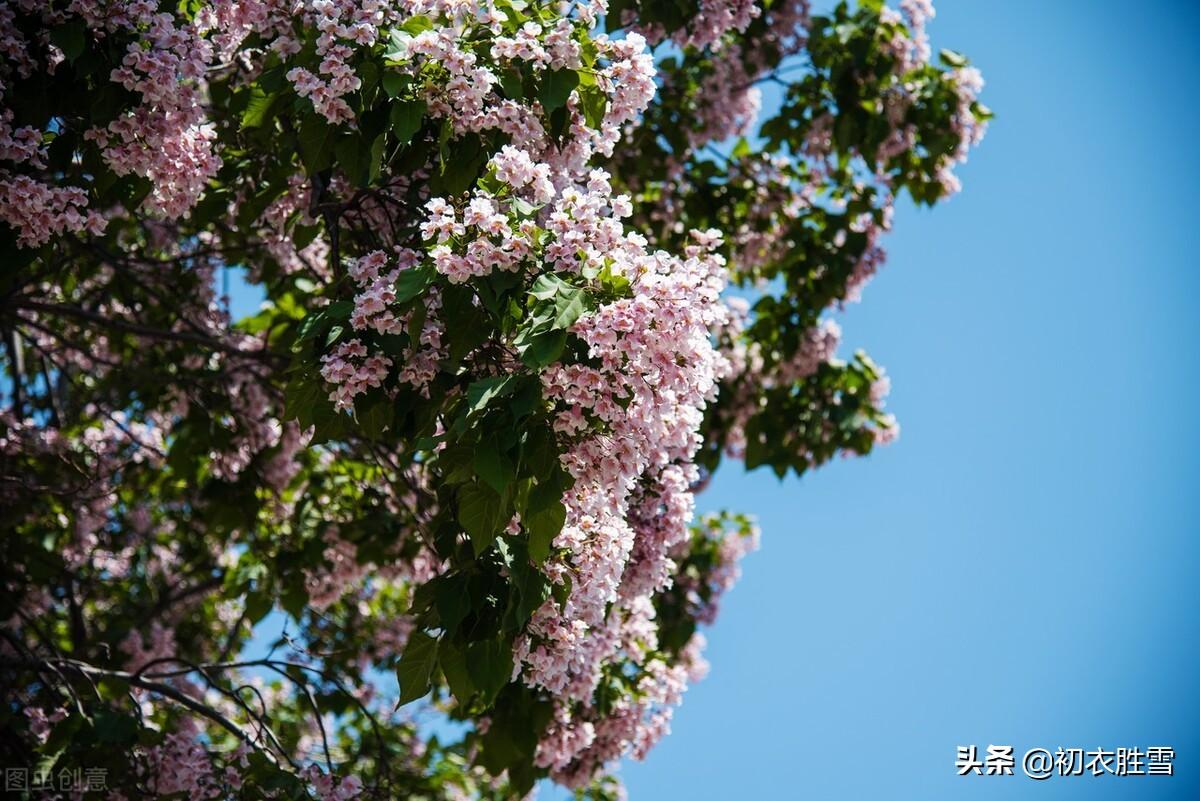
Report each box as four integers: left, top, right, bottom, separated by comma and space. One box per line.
0, 0, 987, 797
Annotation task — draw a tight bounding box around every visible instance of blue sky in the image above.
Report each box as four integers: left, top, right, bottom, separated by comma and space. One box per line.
589, 1, 1200, 799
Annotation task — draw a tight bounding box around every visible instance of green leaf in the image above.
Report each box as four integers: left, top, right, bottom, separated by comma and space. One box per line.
93, 710, 138, 745
390, 99, 427, 145
335, 135, 368, 187
437, 133, 487, 196
528, 274, 589, 329
368, 133, 386, 183
438, 118, 452, 165
280, 583, 308, 619
513, 275, 583, 366
551, 287, 587, 329
259, 63, 287, 94
474, 437, 513, 494
548, 104, 570, 142
438, 284, 492, 364
283, 372, 323, 427
115, 176, 153, 211
466, 375, 517, 415
521, 423, 562, 477
394, 263, 434, 302
499, 68, 524, 100
939, 48, 968, 68
578, 82, 607, 129
400, 15, 434, 34
245, 590, 273, 624
438, 444, 477, 484
458, 482, 507, 556
241, 86, 278, 129
528, 273, 562, 301
516, 328, 565, 368
40, 709, 83, 763
298, 115, 335, 173
356, 395, 393, 438
50, 20, 87, 63
478, 685, 552, 777
383, 29, 412, 61
467, 637, 513, 704
539, 68, 580, 114
525, 499, 565, 565
439, 639, 475, 704
505, 542, 550, 626
396, 630, 439, 705
382, 72, 408, 97
435, 574, 470, 634
513, 197, 540, 217
598, 262, 631, 296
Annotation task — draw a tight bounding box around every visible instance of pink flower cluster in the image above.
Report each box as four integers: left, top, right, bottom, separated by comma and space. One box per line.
320, 338, 392, 410
755, 0, 814, 66
262, 421, 309, 501
730, 155, 806, 273
682, 512, 761, 625
937, 65, 988, 196
209, 364, 281, 481
121, 620, 177, 672
141, 717, 221, 799
302, 765, 363, 801
423, 160, 634, 286
0, 173, 105, 247
514, 229, 732, 782
24, 706, 68, 745
877, 1, 986, 198
295, 515, 443, 660
2, 407, 166, 573
397, 25, 500, 132
348, 249, 408, 334
543, 171, 634, 270
898, 0, 935, 66
661, 1, 813, 153
387, 14, 656, 177
305, 527, 367, 610
0, 101, 105, 247
676, 0, 761, 51
492, 145, 555, 204
80, 3, 222, 217
593, 32, 658, 153
780, 318, 841, 382
255, 173, 331, 279
423, 194, 537, 283
717, 315, 843, 460
0, 1, 36, 79
688, 44, 762, 149
286, 0, 389, 123
535, 631, 711, 786
344, 248, 446, 396
841, 210, 891, 303
492, 19, 582, 70
199, 0, 271, 61
535, 509, 763, 784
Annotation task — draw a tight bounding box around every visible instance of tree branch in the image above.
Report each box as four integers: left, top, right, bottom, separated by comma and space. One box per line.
13, 301, 284, 364
0, 655, 284, 767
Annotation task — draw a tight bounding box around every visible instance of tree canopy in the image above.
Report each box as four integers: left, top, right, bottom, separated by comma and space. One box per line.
0, 0, 987, 797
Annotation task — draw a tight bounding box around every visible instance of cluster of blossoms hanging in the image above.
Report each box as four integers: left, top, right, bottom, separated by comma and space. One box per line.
0, 0, 987, 797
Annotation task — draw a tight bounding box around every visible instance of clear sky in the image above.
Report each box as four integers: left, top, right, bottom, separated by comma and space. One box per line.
585, 1, 1200, 798
233, 1, 1200, 797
